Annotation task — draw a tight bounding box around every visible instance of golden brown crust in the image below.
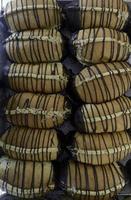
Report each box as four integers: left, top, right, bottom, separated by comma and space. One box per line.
0, 126, 59, 161
6, 93, 71, 129
8, 63, 68, 93
74, 62, 131, 103
73, 28, 130, 64
67, 161, 125, 199
4, 0, 128, 31
74, 131, 131, 165
75, 96, 131, 133
4, 0, 61, 31
5, 29, 63, 63
0, 157, 54, 198
79, 0, 128, 30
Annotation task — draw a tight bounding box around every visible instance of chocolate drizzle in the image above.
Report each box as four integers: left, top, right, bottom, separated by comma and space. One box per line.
73, 131, 131, 165
5, 29, 63, 63
75, 96, 131, 133
0, 126, 59, 161
73, 28, 130, 64
0, 157, 54, 198
65, 161, 125, 200
79, 0, 128, 30
74, 62, 131, 103
5, 93, 71, 129
4, 0, 61, 31
7, 63, 68, 93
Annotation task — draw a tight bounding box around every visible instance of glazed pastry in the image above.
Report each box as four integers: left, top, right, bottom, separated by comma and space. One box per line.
73, 131, 131, 165
5, 29, 63, 63
0, 157, 54, 198
64, 0, 129, 30
7, 63, 68, 93
4, 0, 61, 31
74, 62, 131, 103
0, 126, 59, 161
75, 96, 131, 133
66, 161, 125, 200
6, 93, 71, 129
73, 28, 130, 64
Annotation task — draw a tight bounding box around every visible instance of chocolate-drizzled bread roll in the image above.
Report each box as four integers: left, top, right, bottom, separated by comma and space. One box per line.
73, 28, 130, 64
5, 29, 63, 63
75, 96, 131, 133
66, 161, 125, 200
74, 131, 131, 165
65, 0, 129, 31
7, 63, 68, 93
0, 126, 59, 161
6, 93, 71, 129
0, 157, 54, 198
74, 62, 131, 103
4, 0, 61, 31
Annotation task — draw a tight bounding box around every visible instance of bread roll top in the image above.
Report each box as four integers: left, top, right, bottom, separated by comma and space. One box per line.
8, 63, 68, 93
74, 131, 131, 165
66, 161, 125, 198
4, 0, 61, 31
75, 62, 131, 103
0, 157, 54, 198
75, 96, 131, 133
5, 29, 63, 63
79, 0, 129, 30
0, 126, 59, 161
73, 28, 130, 64
6, 93, 71, 129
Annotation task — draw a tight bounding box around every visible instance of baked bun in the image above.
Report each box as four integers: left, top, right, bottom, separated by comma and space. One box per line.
0, 126, 59, 161
65, 0, 129, 30
5, 29, 63, 63
66, 161, 125, 200
6, 93, 71, 129
74, 131, 131, 165
75, 96, 131, 133
0, 157, 54, 198
4, 0, 61, 31
8, 63, 68, 93
74, 62, 131, 103
73, 28, 130, 64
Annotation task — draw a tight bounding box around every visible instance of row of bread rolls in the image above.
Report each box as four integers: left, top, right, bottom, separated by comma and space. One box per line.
64, 1, 131, 200
0, 0, 70, 199
4, 0, 129, 31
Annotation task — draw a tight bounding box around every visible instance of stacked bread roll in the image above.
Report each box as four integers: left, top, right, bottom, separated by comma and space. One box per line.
0, 1, 70, 198
64, 0, 129, 31
65, 0, 131, 199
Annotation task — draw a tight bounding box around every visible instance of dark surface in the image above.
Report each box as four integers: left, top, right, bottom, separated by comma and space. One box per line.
0, 191, 73, 200
0, 194, 46, 200
124, 2, 131, 41
117, 183, 131, 200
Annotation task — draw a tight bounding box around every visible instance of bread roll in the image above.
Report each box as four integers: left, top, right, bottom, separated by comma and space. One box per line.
74, 62, 131, 103
66, 0, 128, 30
5, 29, 63, 63
74, 131, 131, 165
0, 157, 54, 198
6, 93, 71, 129
66, 161, 125, 200
73, 28, 130, 64
8, 63, 68, 93
4, 0, 61, 31
0, 126, 59, 161
75, 96, 131, 133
